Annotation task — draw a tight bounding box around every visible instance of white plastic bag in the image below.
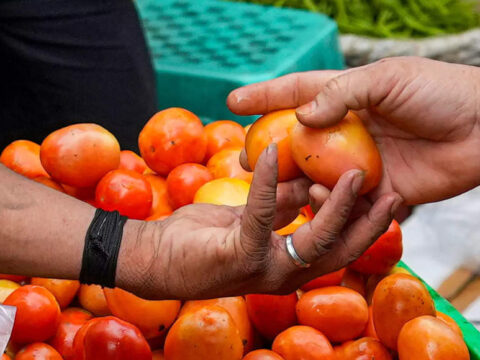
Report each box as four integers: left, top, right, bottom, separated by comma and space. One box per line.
0, 305, 16, 354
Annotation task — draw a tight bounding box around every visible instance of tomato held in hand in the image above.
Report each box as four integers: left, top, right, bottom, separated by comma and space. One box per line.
33, 177, 65, 193
272, 325, 335, 360
30, 278, 80, 309
4, 285, 60, 344
398, 316, 469, 360
15, 343, 62, 360
207, 147, 253, 183
342, 337, 392, 360
1, 140, 49, 179
245, 109, 302, 182
245, 293, 297, 340
291, 111, 382, 195
194, 178, 250, 206
300, 269, 346, 292
242, 350, 284, 360
0, 279, 20, 303
166, 163, 213, 209
118, 150, 147, 174
296, 286, 368, 343
204, 120, 246, 160
96, 169, 153, 219
372, 273, 435, 350
77, 284, 110, 316
144, 174, 172, 217
40, 124, 120, 188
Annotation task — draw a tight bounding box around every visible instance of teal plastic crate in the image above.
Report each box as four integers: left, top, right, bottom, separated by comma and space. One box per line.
135, 0, 344, 125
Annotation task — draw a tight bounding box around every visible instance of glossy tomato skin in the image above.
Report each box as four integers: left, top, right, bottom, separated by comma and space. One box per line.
144, 174, 172, 217
30, 278, 80, 309
164, 305, 243, 360
350, 220, 403, 274
204, 120, 246, 160
242, 349, 284, 360
272, 325, 335, 360
95, 169, 153, 219
4, 285, 60, 344
372, 273, 436, 350
166, 163, 212, 209
0, 140, 49, 179
342, 337, 392, 360
33, 177, 65, 193
0, 279, 20, 303
300, 269, 346, 292
207, 147, 253, 183
437, 311, 462, 336
341, 268, 367, 297
15, 343, 63, 360
296, 286, 368, 343
77, 284, 110, 316
398, 316, 469, 360
291, 111, 382, 195
40, 124, 120, 188
139, 108, 207, 176
245, 293, 297, 340
118, 150, 147, 174
245, 109, 302, 182
194, 178, 250, 206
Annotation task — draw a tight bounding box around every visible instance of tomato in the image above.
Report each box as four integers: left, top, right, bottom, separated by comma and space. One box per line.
40, 124, 120, 188
15, 343, 62, 360
0, 279, 20, 303
139, 108, 207, 175
242, 350, 284, 360
204, 120, 246, 160
362, 306, 378, 339
0, 274, 28, 283
95, 169, 153, 219
62, 185, 95, 201
244, 124, 252, 133
164, 305, 243, 360
350, 220, 403, 274
291, 111, 382, 195
4, 285, 60, 344
372, 273, 435, 350
194, 178, 250, 206
207, 147, 253, 183
437, 311, 462, 336
245, 109, 302, 182
166, 163, 213, 209
144, 174, 172, 217
49, 308, 92, 360
341, 268, 366, 297
1, 354, 10, 360
300, 269, 346, 292
275, 214, 307, 236
272, 325, 335, 360
180, 297, 254, 353
1, 140, 49, 179
333, 341, 353, 359
398, 315, 469, 360
77, 284, 110, 316
30, 278, 80, 309
342, 337, 392, 360
152, 350, 165, 360
145, 213, 171, 221
296, 287, 368, 343
104, 287, 181, 339
245, 293, 297, 340
74, 316, 151, 360
118, 150, 147, 174
300, 205, 315, 221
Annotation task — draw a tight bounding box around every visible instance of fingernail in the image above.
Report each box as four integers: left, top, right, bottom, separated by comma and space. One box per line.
351, 171, 365, 194
390, 195, 404, 217
297, 101, 317, 117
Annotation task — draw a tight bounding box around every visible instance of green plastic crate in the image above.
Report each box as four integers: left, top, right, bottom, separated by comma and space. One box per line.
399, 261, 480, 359
135, 0, 344, 125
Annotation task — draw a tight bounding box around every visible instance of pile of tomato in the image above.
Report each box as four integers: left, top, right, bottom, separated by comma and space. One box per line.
0, 107, 471, 359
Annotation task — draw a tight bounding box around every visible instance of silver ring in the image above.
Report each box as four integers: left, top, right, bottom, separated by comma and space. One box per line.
285, 234, 311, 268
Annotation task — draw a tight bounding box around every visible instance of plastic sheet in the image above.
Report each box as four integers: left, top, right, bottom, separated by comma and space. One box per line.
0, 305, 15, 354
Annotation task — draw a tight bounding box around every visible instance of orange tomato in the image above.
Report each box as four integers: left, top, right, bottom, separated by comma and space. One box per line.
372, 273, 435, 350
245, 109, 302, 182
242, 349, 284, 360
276, 214, 307, 236
245, 293, 297, 340
244, 124, 252, 133
437, 311, 462, 337
342, 337, 392, 360
144, 174, 172, 217
30, 278, 80, 309
15, 343, 62, 360
296, 287, 368, 343
95, 169, 153, 220
204, 120, 246, 160
362, 306, 378, 339
291, 111, 382, 195
33, 177, 65, 192
333, 341, 353, 359
341, 268, 366, 297
4, 285, 60, 344
0, 140, 49, 179
139, 108, 207, 176
152, 350, 165, 360
300, 268, 346, 292
166, 163, 213, 209
207, 147, 253, 183
164, 305, 243, 360
40, 124, 120, 188
0, 274, 28, 283
0, 279, 20, 303
194, 178, 250, 206
104, 287, 181, 339
118, 150, 147, 174
180, 297, 254, 354
77, 284, 111, 316
1, 354, 10, 360
272, 325, 335, 360
398, 316, 469, 360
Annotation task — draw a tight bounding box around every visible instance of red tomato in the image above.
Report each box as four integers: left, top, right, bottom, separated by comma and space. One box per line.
1, 354, 10, 360
33, 177, 65, 193
73, 316, 151, 360
437, 311, 462, 336
272, 325, 335, 360
301, 269, 346, 292
362, 306, 378, 339
300, 205, 315, 221
242, 349, 284, 360
118, 150, 147, 174
207, 147, 253, 183
30, 278, 80, 309
350, 220, 403, 274
0, 274, 28, 283
166, 163, 213, 209
204, 120, 246, 160
15, 343, 62, 360
245, 293, 298, 340
144, 174, 172, 217
372, 274, 435, 350
49, 308, 92, 360
296, 287, 368, 343
333, 341, 353, 359
4, 285, 60, 344
245, 109, 302, 182
95, 169, 153, 219
62, 185, 96, 202
341, 268, 366, 297
342, 337, 392, 360
0, 140, 49, 179
291, 111, 382, 195
139, 108, 207, 176
398, 316, 469, 360
40, 124, 120, 188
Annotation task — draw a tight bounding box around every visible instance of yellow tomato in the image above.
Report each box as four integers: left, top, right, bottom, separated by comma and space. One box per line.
389, 266, 410, 275
276, 214, 308, 236
0, 279, 20, 303
194, 178, 250, 206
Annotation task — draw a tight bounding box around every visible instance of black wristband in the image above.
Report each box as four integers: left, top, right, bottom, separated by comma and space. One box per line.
79, 208, 127, 288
